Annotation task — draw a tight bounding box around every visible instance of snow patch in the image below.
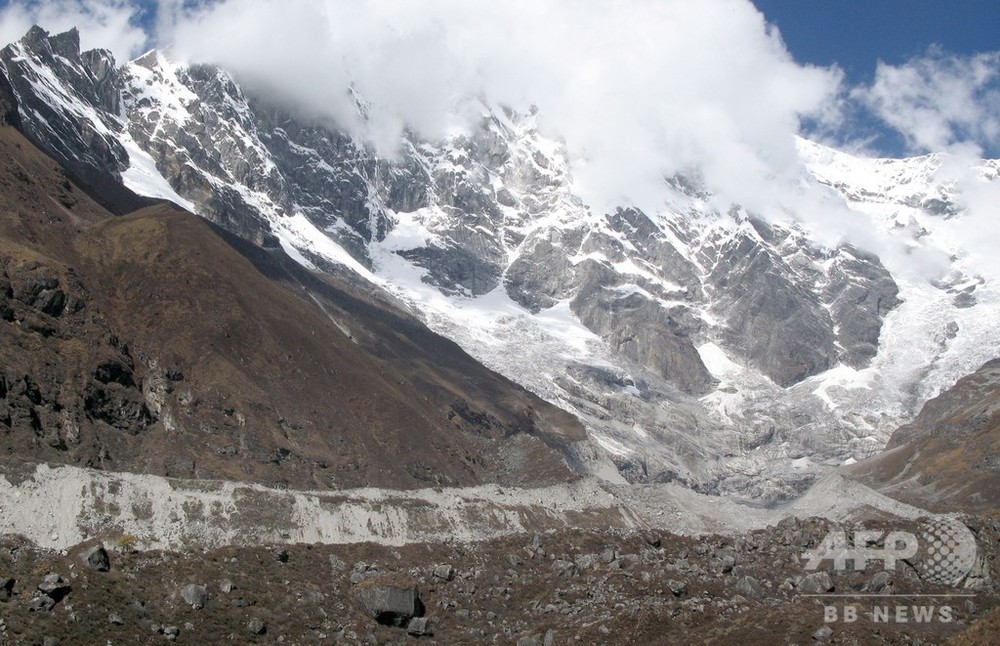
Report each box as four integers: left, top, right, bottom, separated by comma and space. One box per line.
120, 135, 196, 211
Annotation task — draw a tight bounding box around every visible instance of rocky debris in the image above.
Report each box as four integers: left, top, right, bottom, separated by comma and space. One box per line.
551, 558, 577, 577
83, 544, 110, 572
36, 573, 71, 602
406, 616, 433, 637
736, 575, 765, 598
797, 572, 835, 594
27, 594, 56, 612
246, 617, 267, 635
0, 520, 997, 643
180, 584, 208, 609
109, 613, 124, 625
353, 576, 424, 626
432, 564, 455, 581
715, 550, 736, 574
864, 571, 893, 593
350, 562, 380, 584
813, 625, 833, 641
219, 579, 235, 593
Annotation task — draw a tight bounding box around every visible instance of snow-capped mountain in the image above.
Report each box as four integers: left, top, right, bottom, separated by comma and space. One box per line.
3, 27, 997, 502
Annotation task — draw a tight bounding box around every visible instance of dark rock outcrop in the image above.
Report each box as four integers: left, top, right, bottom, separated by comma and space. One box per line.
83, 545, 111, 572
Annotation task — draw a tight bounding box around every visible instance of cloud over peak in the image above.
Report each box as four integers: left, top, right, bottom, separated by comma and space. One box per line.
1, 0, 996, 265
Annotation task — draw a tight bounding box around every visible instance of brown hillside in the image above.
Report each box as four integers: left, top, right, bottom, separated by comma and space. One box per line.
0, 123, 584, 490
847, 358, 1000, 515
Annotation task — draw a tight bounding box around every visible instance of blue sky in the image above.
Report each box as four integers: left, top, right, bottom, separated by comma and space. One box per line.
754, 1, 1000, 157
754, 1, 1000, 84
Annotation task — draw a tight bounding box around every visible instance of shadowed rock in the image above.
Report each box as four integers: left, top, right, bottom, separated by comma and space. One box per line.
83, 545, 110, 572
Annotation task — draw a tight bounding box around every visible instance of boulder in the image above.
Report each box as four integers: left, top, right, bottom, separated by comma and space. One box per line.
813, 625, 833, 641
715, 551, 736, 574
83, 545, 111, 572
28, 595, 56, 612
864, 571, 892, 593
180, 584, 208, 609
406, 616, 433, 637
798, 572, 835, 594
247, 618, 267, 635
37, 573, 71, 602
354, 576, 424, 626
736, 575, 765, 598
432, 564, 455, 582
667, 579, 688, 597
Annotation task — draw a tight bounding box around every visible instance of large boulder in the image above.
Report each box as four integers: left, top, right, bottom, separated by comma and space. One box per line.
181, 584, 209, 609
797, 571, 835, 594
83, 544, 110, 572
353, 575, 424, 626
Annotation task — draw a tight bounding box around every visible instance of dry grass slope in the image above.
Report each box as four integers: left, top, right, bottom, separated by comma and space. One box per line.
0, 123, 583, 491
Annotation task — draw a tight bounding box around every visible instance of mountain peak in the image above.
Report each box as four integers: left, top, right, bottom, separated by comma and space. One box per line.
47, 26, 81, 60
17, 25, 83, 63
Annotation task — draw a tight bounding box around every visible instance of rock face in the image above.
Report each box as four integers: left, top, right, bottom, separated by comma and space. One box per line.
9, 25, 996, 502
108, 43, 908, 496
0, 27, 154, 214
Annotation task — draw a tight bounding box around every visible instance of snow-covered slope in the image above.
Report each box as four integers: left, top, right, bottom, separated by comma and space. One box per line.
3, 27, 997, 502
799, 138, 1000, 410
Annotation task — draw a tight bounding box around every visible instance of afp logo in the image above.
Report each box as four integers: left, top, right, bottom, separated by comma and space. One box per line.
801, 517, 977, 586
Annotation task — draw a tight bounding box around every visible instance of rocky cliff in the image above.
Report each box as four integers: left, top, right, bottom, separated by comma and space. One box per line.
3, 26, 998, 503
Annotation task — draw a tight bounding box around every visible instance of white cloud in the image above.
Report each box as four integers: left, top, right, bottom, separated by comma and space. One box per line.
0, 0, 851, 232
856, 49, 1000, 156
6, 1, 989, 280
0, 0, 148, 64
157, 0, 843, 217
853, 50, 1000, 280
